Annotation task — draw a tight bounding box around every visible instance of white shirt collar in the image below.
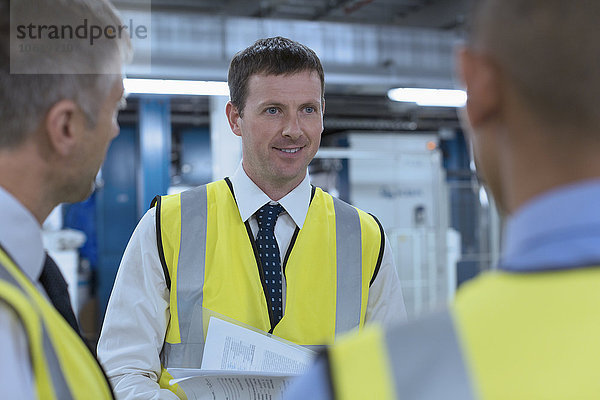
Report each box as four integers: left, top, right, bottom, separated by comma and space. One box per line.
229, 163, 312, 229
0, 185, 45, 282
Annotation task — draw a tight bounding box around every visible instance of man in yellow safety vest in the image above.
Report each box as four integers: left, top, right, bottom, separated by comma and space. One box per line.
0, 0, 130, 398
98, 36, 407, 399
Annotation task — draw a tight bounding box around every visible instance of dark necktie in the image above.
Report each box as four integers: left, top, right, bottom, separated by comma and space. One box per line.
39, 253, 80, 334
255, 203, 284, 324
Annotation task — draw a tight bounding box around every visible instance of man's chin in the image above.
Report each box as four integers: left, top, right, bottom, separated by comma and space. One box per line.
63, 181, 95, 204
273, 167, 306, 184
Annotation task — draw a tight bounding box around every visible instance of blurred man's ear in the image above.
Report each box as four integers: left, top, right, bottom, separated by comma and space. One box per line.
458, 47, 502, 130
45, 100, 82, 157
225, 101, 243, 137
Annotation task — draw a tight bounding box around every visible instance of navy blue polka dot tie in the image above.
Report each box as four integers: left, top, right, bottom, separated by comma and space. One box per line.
256, 203, 284, 324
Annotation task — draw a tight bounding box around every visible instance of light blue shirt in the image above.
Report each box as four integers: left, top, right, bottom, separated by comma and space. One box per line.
284, 179, 600, 399
500, 179, 600, 271
0, 185, 45, 400
0, 185, 45, 284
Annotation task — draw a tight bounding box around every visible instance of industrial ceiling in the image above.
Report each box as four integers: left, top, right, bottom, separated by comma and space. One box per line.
114, 0, 469, 132
113, 0, 468, 30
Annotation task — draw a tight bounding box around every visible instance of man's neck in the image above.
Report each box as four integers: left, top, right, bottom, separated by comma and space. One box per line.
242, 166, 305, 201
504, 124, 600, 214
254, 179, 302, 202
0, 147, 56, 224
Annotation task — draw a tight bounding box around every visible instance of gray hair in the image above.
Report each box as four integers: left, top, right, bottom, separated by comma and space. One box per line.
0, 0, 132, 148
467, 0, 600, 129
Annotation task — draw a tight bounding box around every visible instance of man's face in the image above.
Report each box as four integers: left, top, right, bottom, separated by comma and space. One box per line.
231, 70, 324, 193
67, 77, 124, 202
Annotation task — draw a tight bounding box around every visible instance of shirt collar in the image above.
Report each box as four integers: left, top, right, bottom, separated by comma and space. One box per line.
0, 185, 45, 282
501, 179, 600, 271
229, 163, 312, 229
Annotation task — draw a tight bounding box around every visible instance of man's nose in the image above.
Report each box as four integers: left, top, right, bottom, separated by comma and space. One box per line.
282, 114, 302, 140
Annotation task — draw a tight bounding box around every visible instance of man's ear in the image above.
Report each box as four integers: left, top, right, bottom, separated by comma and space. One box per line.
458, 47, 502, 129
45, 100, 82, 157
225, 101, 242, 137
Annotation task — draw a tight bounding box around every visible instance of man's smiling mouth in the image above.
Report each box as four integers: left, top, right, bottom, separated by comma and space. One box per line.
276, 147, 301, 153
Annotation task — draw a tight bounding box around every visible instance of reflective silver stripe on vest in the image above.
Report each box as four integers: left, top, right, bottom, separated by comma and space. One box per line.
0, 260, 74, 400
42, 324, 73, 399
384, 310, 475, 400
331, 197, 363, 337
161, 185, 208, 368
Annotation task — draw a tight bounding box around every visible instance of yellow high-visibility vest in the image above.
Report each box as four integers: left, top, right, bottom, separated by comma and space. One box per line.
152, 179, 385, 397
0, 247, 113, 400
328, 268, 600, 399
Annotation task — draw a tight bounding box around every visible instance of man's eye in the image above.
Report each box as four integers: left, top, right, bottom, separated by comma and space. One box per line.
266, 107, 278, 114
305, 106, 315, 113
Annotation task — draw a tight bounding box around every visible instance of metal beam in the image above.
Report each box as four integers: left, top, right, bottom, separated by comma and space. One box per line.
138, 97, 172, 216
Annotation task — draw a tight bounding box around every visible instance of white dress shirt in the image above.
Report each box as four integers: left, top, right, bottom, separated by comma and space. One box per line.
97, 165, 406, 400
0, 186, 46, 400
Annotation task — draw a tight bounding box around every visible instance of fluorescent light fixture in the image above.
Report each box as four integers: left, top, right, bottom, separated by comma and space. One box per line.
387, 88, 466, 107
123, 78, 229, 96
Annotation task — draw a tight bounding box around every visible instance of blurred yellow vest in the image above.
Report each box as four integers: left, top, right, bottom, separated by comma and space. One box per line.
0, 247, 113, 400
329, 268, 600, 399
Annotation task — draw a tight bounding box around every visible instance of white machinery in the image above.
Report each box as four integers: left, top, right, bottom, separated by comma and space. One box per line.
316, 132, 460, 318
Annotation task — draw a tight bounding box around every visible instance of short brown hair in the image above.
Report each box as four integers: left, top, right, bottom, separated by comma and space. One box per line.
227, 36, 324, 116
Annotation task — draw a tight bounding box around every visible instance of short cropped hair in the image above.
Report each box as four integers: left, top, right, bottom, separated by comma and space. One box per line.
228, 36, 324, 116
467, 0, 600, 129
0, 0, 131, 148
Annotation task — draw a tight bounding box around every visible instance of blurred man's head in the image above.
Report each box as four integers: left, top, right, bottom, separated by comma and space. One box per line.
459, 0, 600, 213
226, 37, 325, 200
0, 0, 131, 218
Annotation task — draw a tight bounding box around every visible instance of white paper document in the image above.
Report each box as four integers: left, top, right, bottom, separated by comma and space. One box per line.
201, 316, 316, 374
168, 316, 316, 399
171, 371, 295, 400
